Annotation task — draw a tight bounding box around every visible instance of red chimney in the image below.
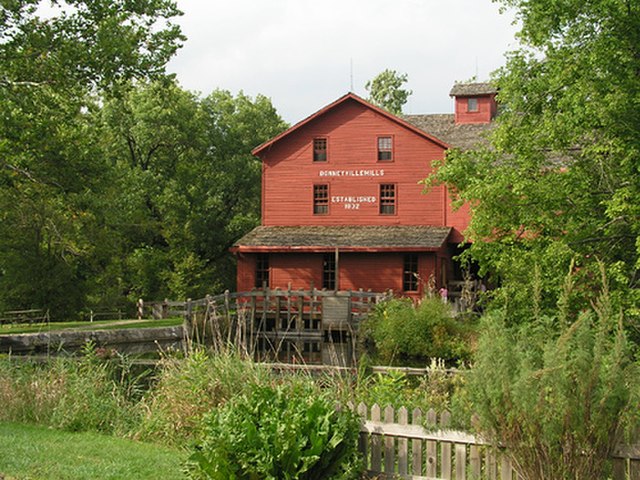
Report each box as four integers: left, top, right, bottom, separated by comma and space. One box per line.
450, 82, 498, 125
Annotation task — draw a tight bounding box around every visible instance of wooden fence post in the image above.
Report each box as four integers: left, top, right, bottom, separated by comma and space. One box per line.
426, 409, 438, 478
357, 402, 368, 468
137, 299, 144, 320
371, 404, 382, 472
384, 405, 395, 474
501, 454, 513, 480
612, 459, 627, 480
162, 298, 169, 319
470, 444, 481, 479
185, 298, 192, 328
441, 410, 452, 480
398, 407, 409, 475
412, 408, 423, 477
455, 443, 466, 480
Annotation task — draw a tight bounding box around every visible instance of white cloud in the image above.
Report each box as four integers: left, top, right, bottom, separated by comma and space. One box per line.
168, 0, 519, 123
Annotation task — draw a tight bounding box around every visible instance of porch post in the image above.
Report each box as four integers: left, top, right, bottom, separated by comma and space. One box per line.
335, 247, 340, 291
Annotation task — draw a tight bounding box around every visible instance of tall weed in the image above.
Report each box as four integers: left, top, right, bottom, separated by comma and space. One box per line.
469, 266, 640, 480
136, 348, 272, 445
0, 348, 140, 435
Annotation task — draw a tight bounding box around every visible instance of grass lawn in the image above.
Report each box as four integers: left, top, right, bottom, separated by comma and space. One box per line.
0, 318, 183, 335
0, 422, 188, 479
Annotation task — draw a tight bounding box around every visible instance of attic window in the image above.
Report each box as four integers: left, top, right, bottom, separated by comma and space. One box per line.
313, 138, 327, 162
467, 98, 478, 112
377, 136, 393, 161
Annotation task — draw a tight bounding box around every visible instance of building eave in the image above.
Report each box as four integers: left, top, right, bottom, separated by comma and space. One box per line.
251, 92, 450, 157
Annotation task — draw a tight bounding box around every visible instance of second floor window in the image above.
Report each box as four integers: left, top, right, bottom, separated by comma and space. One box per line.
379, 183, 396, 215
377, 136, 393, 161
314, 184, 329, 214
313, 138, 327, 162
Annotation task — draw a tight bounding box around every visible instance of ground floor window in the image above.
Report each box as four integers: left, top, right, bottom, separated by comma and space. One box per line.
323, 253, 336, 290
255, 254, 269, 288
403, 253, 418, 291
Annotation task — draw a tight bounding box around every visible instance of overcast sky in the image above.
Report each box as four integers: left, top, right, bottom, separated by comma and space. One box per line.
167, 0, 520, 124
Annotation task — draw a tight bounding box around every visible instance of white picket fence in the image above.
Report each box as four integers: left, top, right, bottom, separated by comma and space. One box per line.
355, 403, 640, 480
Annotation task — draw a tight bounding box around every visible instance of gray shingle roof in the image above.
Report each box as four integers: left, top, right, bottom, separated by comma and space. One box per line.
403, 114, 494, 151
235, 225, 452, 250
449, 82, 497, 97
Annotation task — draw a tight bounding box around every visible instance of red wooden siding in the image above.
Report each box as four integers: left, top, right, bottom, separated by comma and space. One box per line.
454, 94, 496, 124
270, 254, 322, 290
260, 98, 448, 227
445, 189, 472, 244
236, 253, 255, 290
236, 252, 440, 296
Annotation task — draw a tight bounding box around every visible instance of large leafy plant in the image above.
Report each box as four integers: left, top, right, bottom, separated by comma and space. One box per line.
188, 380, 363, 480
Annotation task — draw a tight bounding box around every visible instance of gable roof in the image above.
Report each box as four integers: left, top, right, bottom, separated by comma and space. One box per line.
233, 225, 452, 253
251, 92, 450, 156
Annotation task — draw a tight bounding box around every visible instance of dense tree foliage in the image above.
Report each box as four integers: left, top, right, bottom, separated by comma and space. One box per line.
99, 84, 286, 302
429, 0, 640, 327
0, 2, 286, 318
431, 2, 640, 477
0, 0, 183, 317
365, 69, 412, 115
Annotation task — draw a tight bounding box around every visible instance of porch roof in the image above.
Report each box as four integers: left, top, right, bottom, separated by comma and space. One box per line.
232, 225, 452, 253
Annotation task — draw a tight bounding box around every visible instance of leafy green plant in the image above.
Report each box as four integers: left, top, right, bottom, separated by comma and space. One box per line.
188, 380, 363, 480
361, 297, 474, 365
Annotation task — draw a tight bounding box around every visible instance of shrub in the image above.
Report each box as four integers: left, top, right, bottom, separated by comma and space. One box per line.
188, 379, 363, 480
361, 297, 474, 365
468, 269, 640, 480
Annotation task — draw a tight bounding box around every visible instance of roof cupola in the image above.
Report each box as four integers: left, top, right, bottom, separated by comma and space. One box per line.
450, 82, 498, 125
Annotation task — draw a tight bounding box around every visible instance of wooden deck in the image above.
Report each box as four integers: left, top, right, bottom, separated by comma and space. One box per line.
141, 288, 389, 365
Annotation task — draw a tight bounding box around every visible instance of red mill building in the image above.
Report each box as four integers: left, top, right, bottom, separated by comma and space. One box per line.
232, 83, 497, 297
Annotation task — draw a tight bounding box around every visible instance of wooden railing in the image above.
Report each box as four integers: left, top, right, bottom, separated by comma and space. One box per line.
138, 287, 387, 322
355, 403, 640, 480
136, 288, 388, 365
0, 309, 49, 325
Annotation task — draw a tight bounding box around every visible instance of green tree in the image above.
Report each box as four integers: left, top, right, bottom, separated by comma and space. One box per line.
469, 269, 639, 480
0, 1, 183, 318
428, 0, 640, 325
365, 69, 412, 115
100, 84, 287, 301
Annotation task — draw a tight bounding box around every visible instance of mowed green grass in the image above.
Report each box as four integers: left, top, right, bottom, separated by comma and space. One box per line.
0, 422, 187, 479
0, 318, 183, 335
